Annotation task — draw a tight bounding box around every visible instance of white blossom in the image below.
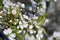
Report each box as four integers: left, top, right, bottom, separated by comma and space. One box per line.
3, 29, 9, 35
0, 11, 3, 14
17, 25, 20, 29
9, 20, 12, 22
35, 25, 40, 29
21, 4, 25, 8
11, 4, 16, 8
33, 15, 38, 20
31, 35, 35, 40
16, 3, 20, 7
3, 28, 12, 35
29, 25, 33, 29
19, 21, 22, 25
48, 36, 53, 40
23, 15, 28, 19
30, 30, 34, 34
3, 0, 11, 8
41, 2, 46, 9
29, 7, 33, 11
12, 10, 16, 15
23, 23, 28, 28
38, 29, 42, 34
20, 25, 24, 30
36, 33, 43, 40
36, 34, 41, 40
45, 19, 50, 23
33, 31, 36, 33
53, 31, 60, 38
8, 37, 15, 40
10, 33, 16, 38
7, 28, 12, 34
0, 16, 2, 18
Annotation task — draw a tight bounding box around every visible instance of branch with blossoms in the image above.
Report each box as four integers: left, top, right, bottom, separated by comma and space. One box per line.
0, 0, 53, 40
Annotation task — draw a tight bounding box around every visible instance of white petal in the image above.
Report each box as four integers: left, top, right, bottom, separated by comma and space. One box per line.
3, 29, 9, 35
17, 30, 22, 33
30, 30, 33, 34
10, 33, 16, 38
23, 23, 28, 28
21, 4, 25, 8
12, 10, 16, 15
8, 37, 15, 40
7, 28, 12, 34
23, 15, 28, 19
19, 21, 22, 25
29, 25, 33, 29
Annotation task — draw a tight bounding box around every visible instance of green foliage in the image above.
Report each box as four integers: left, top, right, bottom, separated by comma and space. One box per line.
0, 0, 3, 10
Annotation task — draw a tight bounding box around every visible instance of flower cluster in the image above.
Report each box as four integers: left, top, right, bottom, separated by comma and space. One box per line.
0, 0, 48, 40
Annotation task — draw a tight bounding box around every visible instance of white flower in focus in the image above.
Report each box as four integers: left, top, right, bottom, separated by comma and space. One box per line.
12, 10, 16, 15
29, 25, 33, 29
10, 33, 16, 38
23, 15, 28, 19
21, 4, 25, 8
